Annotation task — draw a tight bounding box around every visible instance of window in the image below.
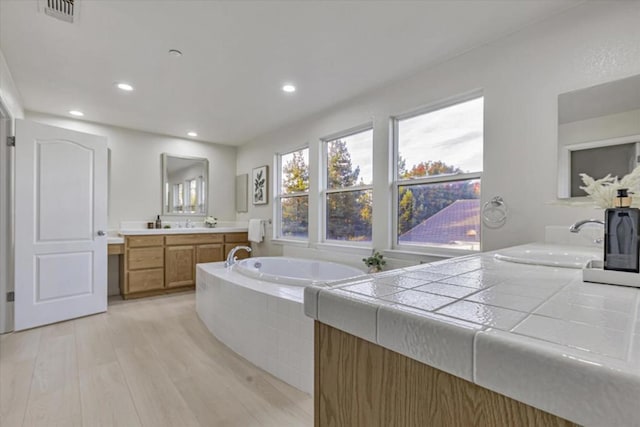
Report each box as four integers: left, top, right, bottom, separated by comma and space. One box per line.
394, 95, 484, 251
322, 127, 373, 243
276, 148, 310, 239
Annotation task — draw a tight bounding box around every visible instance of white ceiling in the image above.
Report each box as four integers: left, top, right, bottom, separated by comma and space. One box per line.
0, 0, 581, 145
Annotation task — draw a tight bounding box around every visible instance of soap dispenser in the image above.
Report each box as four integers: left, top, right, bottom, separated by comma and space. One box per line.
604, 189, 640, 273
155, 215, 162, 229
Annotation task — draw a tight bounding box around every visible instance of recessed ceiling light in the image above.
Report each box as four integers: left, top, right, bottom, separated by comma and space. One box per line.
282, 84, 296, 93
187, 131, 198, 137
116, 82, 134, 91
69, 110, 84, 117
168, 49, 183, 57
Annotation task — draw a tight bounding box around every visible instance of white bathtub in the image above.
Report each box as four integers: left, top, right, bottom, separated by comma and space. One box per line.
234, 256, 364, 286
195, 258, 365, 394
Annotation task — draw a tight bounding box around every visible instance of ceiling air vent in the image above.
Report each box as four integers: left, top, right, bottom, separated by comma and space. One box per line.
43, 0, 76, 23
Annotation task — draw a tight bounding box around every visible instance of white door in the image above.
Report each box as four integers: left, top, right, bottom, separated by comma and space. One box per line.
14, 119, 107, 331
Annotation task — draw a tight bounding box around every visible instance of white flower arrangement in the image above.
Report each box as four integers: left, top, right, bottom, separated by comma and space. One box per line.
204, 216, 218, 227
579, 165, 640, 209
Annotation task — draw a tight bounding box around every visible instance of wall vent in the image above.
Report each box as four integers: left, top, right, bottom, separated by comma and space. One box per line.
44, 0, 75, 23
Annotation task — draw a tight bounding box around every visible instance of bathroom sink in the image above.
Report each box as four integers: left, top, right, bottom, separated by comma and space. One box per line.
494, 243, 602, 269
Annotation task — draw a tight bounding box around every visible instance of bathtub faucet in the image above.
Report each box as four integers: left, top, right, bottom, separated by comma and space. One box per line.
225, 246, 252, 268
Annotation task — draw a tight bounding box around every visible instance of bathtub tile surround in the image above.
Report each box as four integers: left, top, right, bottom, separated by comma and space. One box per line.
305, 245, 640, 426
196, 257, 363, 394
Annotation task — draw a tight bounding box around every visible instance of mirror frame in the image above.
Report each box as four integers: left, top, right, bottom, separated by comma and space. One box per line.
162, 153, 209, 216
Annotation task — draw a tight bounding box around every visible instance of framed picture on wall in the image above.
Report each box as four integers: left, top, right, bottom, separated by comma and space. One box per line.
252, 165, 268, 205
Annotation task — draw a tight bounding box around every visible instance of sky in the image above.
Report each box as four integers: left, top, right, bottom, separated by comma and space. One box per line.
281, 96, 483, 189
343, 97, 484, 183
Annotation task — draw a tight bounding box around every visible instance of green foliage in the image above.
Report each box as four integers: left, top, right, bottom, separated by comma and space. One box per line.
326, 140, 372, 241
281, 151, 309, 237
363, 251, 386, 268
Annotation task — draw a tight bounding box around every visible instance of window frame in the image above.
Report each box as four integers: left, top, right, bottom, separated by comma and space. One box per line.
320, 124, 374, 246
391, 91, 484, 253
274, 146, 310, 242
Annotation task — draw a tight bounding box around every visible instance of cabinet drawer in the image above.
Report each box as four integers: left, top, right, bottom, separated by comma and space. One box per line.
128, 269, 164, 293
225, 232, 249, 243
127, 235, 164, 248
225, 243, 251, 259
165, 233, 223, 246
128, 247, 164, 270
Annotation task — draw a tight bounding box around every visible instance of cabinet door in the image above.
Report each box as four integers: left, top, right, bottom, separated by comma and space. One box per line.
196, 244, 224, 264
224, 243, 251, 260
165, 245, 195, 287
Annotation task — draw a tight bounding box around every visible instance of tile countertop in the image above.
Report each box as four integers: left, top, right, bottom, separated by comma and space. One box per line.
303, 245, 640, 427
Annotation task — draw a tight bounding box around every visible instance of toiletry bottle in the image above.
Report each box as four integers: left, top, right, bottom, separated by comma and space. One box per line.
604, 189, 640, 273
155, 215, 162, 229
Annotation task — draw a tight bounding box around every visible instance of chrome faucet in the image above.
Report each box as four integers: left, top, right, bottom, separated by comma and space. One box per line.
569, 219, 605, 244
185, 219, 192, 228
569, 219, 605, 233
225, 246, 252, 268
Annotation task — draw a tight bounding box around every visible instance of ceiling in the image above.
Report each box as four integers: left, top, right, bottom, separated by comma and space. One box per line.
0, 0, 581, 145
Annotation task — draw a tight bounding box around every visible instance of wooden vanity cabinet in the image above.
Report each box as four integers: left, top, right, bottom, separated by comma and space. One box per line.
121, 231, 248, 299
224, 232, 251, 260
122, 236, 165, 296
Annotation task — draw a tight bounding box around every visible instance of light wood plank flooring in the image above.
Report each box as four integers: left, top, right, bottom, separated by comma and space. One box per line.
0, 292, 313, 427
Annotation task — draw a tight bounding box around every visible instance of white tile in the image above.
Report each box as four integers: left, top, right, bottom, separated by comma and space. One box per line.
535, 299, 633, 331
475, 329, 640, 427
339, 281, 403, 298
465, 288, 545, 312
551, 288, 636, 314
317, 290, 380, 343
401, 270, 450, 282
374, 274, 437, 288
413, 282, 480, 299
380, 290, 455, 312
377, 305, 482, 381
512, 314, 628, 359
438, 275, 492, 289
436, 301, 527, 330
490, 282, 561, 299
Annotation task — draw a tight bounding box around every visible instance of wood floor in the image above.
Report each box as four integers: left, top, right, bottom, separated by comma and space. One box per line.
0, 292, 313, 427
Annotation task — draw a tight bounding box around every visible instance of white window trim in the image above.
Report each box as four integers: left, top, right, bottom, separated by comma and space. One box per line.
557, 134, 640, 199
274, 146, 310, 241
320, 124, 374, 246
391, 91, 484, 254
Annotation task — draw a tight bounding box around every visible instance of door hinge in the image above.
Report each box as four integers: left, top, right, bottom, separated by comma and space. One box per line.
6, 291, 14, 302
6, 136, 15, 147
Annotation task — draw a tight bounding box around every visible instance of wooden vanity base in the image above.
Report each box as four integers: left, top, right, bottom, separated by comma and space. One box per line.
315, 322, 578, 427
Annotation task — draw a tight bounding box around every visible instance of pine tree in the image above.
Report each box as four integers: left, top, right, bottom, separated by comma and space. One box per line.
326, 140, 372, 241
281, 151, 309, 237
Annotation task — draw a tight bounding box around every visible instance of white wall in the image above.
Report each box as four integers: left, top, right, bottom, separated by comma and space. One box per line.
0, 47, 24, 333
559, 108, 640, 146
25, 112, 237, 229
236, 2, 640, 266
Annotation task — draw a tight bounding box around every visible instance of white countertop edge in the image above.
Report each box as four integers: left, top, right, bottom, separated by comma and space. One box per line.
119, 227, 248, 235
474, 328, 640, 426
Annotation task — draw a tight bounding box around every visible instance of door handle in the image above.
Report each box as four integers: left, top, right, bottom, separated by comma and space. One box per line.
97, 230, 106, 236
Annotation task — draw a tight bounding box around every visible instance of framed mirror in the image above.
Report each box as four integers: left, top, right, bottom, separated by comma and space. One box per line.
557, 74, 640, 198
162, 153, 209, 215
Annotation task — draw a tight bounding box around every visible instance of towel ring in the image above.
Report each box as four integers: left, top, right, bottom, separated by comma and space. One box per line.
482, 196, 508, 225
